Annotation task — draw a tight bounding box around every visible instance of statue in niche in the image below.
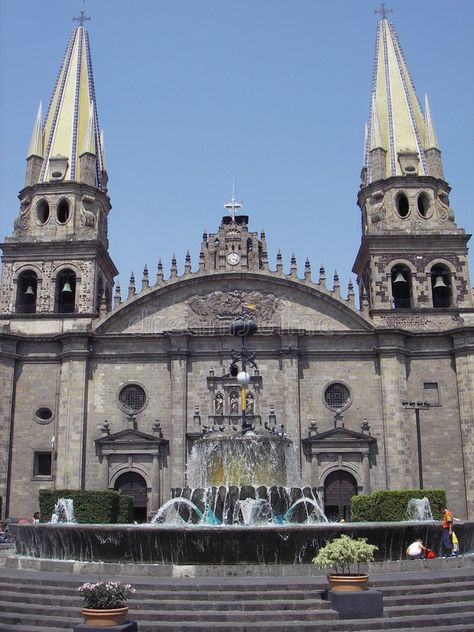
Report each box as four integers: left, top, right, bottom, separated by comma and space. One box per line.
230, 391, 239, 414
246, 392, 254, 415
214, 392, 223, 416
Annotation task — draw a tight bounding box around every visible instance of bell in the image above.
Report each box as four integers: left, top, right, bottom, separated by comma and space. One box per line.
61, 281, 72, 293
24, 285, 35, 295
393, 272, 407, 283
433, 275, 447, 288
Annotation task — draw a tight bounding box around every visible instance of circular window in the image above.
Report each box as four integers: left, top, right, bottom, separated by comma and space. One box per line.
57, 199, 70, 224
36, 199, 50, 224
323, 382, 351, 411
118, 384, 147, 414
34, 407, 54, 424
396, 192, 409, 218
417, 192, 431, 218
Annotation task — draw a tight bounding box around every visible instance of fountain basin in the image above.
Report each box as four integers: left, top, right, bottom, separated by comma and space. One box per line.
10, 521, 474, 565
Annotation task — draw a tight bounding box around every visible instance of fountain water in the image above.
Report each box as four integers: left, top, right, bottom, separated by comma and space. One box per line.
159, 431, 327, 526
52, 498, 75, 523
406, 497, 434, 521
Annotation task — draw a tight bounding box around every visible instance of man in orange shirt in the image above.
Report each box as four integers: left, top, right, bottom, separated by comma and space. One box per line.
440, 506, 454, 557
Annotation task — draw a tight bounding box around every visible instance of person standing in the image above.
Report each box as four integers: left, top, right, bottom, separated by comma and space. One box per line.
440, 506, 454, 557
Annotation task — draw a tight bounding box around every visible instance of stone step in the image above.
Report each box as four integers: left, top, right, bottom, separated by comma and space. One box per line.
383, 587, 474, 606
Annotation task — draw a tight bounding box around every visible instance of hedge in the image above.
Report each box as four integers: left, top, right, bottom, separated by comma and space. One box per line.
38, 489, 134, 524
351, 489, 446, 522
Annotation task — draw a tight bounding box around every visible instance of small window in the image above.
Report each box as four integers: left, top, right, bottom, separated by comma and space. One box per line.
33, 452, 52, 478
118, 383, 147, 414
396, 193, 409, 218
35, 407, 54, 424
36, 199, 50, 224
417, 192, 430, 218
324, 382, 351, 411
423, 382, 440, 406
57, 199, 70, 224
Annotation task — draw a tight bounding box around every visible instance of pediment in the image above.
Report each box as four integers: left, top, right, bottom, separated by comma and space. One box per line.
303, 426, 376, 445
96, 428, 166, 445
95, 273, 373, 335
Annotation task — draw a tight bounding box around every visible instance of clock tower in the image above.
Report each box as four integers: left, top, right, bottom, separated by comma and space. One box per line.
198, 199, 267, 272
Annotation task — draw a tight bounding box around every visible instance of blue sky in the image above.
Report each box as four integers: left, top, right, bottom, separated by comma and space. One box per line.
1, 0, 473, 295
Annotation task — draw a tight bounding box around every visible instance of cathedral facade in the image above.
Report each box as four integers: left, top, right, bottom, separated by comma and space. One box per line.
1, 16, 473, 522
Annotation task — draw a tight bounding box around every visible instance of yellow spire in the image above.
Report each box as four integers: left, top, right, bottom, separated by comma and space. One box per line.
35, 23, 105, 188
424, 94, 440, 150
366, 17, 443, 182
27, 102, 44, 158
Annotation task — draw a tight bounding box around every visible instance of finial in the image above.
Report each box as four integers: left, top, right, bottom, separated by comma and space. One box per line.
304, 257, 311, 281
156, 259, 164, 284
142, 264, 149, 290
319, 263, 326, 288
73, 10, 91, 27
202, 229, 208, 240
128, 272, 136, 299
224, 178, 242, 221
185, 250, 191, 274
374, 3, 392, 19
333, 270, 340, 296
113, 282, 121, 308
198, 250, 205, 271
170, 254, 177, 278
276, 249, 283, 273
290, 253, 297, 277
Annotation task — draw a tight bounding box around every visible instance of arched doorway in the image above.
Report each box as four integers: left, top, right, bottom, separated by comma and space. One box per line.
324, 470, 358, 521
114, 472, 148, 523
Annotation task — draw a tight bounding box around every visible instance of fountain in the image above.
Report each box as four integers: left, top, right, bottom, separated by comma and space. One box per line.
7, 316, 474, 566
406, 497, 434, 521
51, 498, 76, 523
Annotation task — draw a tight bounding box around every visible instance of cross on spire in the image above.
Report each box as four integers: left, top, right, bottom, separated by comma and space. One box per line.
224, 179, 242, 221
374, 3, 393, 19
73, 10, 91, 27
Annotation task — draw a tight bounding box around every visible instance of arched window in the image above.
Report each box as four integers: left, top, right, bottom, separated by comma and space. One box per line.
55, 269, 76, 313
16, 270, 38, 314
431, 265, 452, 308
391, 265, 412, 309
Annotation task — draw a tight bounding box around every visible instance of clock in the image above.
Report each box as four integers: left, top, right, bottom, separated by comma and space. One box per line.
227, 252, 240, 266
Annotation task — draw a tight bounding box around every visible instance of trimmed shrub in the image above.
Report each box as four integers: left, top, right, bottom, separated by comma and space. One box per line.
118, 494, 134, 523
39, 489, 134, 523
350, 489, 446, 522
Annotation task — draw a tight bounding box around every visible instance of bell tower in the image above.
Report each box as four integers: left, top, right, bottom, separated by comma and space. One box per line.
353, 14, 472, 317
0, 13, 117, 316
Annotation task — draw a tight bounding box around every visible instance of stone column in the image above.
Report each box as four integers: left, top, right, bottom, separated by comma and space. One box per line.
168, 336, 188, 489
98, 455, 109, 489
452, 333, 474, 518
361, 451, 371, 493
0, 341, 17, 516
151, 454, 160, 513
378, 333, 412, 489
55, 336, 89, 489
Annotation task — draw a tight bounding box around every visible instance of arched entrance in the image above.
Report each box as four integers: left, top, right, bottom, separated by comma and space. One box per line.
114, 472, 148, 523
324, 470, 358, 521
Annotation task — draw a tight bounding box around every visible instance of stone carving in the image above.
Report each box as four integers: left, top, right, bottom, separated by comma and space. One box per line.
188, 290, 279, 324
230, 391, 239, 414
436, 191, 455, 223
214, 392, 223, 416
81, 195, 97, 227
14, 195, 32, 231
380, 315, 432, 328
246, 392, 254, 415
369, 190, 385, 224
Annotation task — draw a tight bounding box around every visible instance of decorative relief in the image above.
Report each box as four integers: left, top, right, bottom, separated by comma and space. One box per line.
81, 195, 97, 228
188, 290, 279, 324
368, 190, 385, 224
436, 191, 455, 223
14, 194, 32, 232
380, 315, 432, 328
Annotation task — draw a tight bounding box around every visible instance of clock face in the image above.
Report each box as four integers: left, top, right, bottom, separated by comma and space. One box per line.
227, 252, 240, 266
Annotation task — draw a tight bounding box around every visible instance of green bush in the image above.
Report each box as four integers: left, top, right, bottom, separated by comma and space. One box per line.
117, 494, 134, 523
350, 489, 446, 522
38, 489, 134, 523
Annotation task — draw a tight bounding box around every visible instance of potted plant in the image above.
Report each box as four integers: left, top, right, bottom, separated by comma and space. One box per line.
312, 534, 378, 591
78, 581, 136, 626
